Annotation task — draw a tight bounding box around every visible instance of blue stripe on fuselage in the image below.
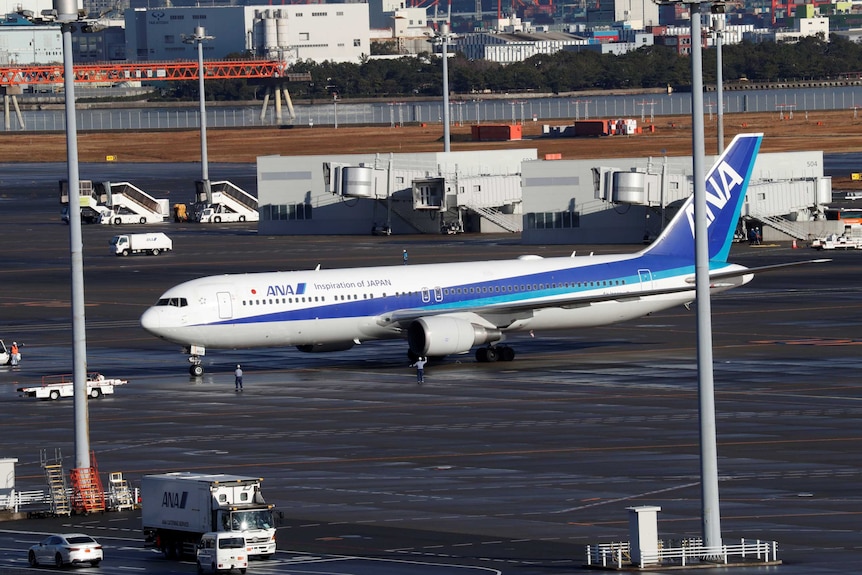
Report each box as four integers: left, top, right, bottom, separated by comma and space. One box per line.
202, 257, 730, 327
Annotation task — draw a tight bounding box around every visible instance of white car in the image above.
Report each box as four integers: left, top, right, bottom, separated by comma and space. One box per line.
28, 533, 103, 568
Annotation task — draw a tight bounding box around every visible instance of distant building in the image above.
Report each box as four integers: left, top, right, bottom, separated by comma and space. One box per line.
0, 16, 61, 65
743, 16, 829, 43
124, 4, 370, 63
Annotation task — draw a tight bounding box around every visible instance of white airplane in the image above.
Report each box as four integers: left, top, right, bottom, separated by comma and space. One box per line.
141, 134, 821, 376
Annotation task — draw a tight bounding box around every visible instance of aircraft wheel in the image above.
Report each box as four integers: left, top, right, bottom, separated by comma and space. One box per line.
190, 364, 204, 377
500, 346, 516, 362
475, 348, 488, 362
485, 347, 499, 362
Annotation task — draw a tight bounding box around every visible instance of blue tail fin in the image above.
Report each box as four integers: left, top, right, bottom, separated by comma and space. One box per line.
643, 133, 762, 262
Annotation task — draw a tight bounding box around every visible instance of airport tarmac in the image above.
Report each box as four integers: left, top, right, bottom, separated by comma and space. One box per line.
0, 164, 861, 574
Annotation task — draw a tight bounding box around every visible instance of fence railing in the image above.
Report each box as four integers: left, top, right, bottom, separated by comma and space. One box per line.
586, 538, 779, 569
4, 86, 862, 132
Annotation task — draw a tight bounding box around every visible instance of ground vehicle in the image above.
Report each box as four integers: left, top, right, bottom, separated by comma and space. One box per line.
811, 233, 862, 250
27, 533, 103, 568
17, 373, 127, 400
100, 206, 163, 225
61, 205, 106, 224
198, 204, 256, 223
196, 532, 248, 574
110, 232, 172, 256
811, 224, 862, 250
142, 472, 276, 559
0, 340, 8, 365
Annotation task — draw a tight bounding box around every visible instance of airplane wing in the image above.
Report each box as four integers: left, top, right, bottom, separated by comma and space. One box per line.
378, 258, 831, 329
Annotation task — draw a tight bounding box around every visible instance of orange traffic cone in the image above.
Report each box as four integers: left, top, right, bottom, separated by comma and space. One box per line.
792, 239, 798, 249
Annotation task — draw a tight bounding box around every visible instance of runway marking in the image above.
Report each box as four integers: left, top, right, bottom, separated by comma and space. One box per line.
750, 338, 862, 346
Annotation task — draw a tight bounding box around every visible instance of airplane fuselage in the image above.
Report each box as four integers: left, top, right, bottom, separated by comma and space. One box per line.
141, 253, 749, 350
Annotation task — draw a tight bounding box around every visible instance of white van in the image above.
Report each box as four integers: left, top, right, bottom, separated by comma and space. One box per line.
196, 532, 248, 574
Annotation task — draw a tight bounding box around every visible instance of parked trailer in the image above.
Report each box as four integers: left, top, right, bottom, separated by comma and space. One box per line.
141, 472, 276, 560
109, 233, 172, 256
17, 373, 127, 400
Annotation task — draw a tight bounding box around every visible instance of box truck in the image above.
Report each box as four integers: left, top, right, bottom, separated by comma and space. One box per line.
109, 233, 172, 256
141, 472, 276, 560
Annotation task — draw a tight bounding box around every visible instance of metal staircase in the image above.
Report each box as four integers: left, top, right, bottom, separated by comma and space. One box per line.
469, 205, 522, 233
40, 449, 71, 517
69, 451, 105, 514
108, 472, 135, 511
750, 213, 810, 240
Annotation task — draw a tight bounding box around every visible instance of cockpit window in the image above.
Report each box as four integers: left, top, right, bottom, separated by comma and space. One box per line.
156, 297, 188, 307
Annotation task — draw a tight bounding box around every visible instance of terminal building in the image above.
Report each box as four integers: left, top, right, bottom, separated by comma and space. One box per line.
256, 147, 832, 244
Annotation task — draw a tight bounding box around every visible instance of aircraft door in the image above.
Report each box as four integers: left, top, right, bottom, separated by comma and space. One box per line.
638, 269, 653, 291
421, 288, 430, 303
434, 287, 443, 302
217, 291, 233, 319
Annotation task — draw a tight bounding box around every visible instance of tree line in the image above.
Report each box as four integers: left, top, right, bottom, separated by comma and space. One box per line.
160, 35, 862, 102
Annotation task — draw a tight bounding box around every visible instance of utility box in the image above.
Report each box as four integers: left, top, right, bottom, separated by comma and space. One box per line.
0, 458, 18, 510
471, 124, 522, 141
627, 505, 661, 565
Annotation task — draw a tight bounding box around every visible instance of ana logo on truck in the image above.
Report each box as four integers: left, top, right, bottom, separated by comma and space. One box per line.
162, 491, 189, 509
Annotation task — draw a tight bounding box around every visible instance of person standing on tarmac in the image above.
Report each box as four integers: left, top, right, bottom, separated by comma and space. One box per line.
411, 356, 427, 384
402, 249, 409, 265
10, 342, 19, 366
234, 364, 243, 391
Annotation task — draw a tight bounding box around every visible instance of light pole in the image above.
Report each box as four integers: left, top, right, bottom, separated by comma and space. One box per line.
712, 3, 726, 153
54, 0, 90, 472
333, 93, 338, 129
688, 0, 723, 555
430, 2, 455, 152
184, 26, 214, 196
655, 0, 722, 556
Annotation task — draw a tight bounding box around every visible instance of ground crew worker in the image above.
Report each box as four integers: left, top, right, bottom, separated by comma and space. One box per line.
235, 364, 243, 391
411, 356, 427, 384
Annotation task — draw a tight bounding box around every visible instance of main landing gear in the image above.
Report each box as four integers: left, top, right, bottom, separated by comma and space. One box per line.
188, 355, 204, 377
475, 345, 515, 362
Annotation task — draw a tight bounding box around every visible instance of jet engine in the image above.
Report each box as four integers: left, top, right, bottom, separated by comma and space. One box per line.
296, 342, 355, 353
407, 317, 501, 356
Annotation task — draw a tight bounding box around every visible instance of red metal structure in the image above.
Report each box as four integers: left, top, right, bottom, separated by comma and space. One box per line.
0, 59, 298, 87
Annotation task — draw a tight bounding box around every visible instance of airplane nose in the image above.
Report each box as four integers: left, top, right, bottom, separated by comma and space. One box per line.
140, 307, 160, 333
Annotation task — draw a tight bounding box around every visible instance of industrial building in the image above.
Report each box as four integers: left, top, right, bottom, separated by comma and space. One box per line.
257, 147, 832, 244
124, 4, 370, 63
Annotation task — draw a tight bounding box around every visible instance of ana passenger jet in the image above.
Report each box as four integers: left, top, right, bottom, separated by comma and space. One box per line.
141, 133, 817, 376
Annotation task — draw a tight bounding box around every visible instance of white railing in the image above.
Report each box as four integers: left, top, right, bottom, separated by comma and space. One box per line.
1, 488, 138, 513
0, 490, 54, 513
586, 538, 779, 569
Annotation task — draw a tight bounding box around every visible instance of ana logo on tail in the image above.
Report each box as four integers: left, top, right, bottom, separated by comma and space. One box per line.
683, 158, 744, 238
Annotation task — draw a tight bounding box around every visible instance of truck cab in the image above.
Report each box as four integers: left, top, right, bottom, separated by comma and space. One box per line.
196, 532, 247, 574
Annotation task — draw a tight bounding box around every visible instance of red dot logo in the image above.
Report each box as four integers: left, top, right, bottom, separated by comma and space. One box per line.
251, 289, 257, 294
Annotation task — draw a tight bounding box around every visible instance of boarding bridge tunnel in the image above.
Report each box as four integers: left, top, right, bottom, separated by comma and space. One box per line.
324, 161, 522, 234
593, 165, 831, 241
